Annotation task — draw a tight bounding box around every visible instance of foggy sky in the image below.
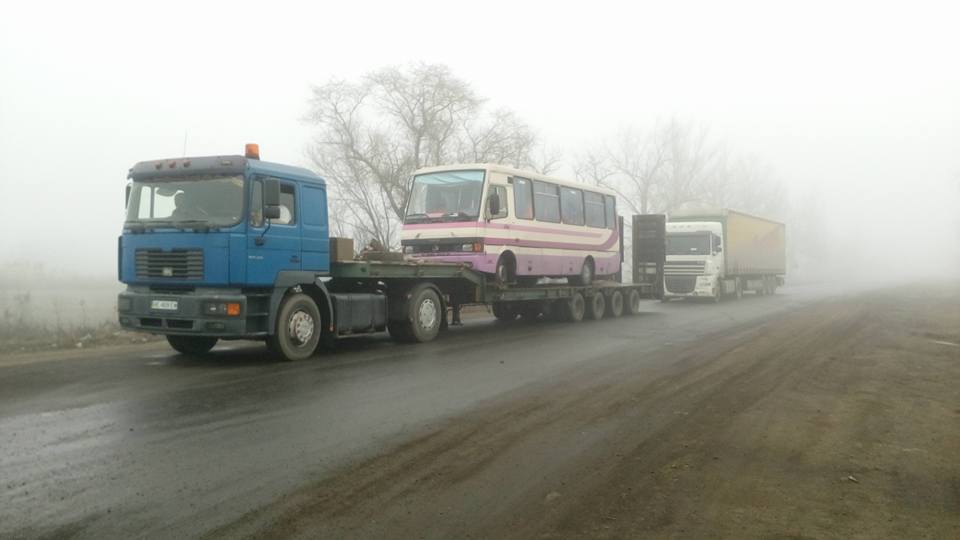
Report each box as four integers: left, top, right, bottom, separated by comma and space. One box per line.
1, 0, 957, 279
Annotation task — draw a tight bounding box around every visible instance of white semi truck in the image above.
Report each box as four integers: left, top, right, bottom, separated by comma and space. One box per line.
663, 206, 785, 302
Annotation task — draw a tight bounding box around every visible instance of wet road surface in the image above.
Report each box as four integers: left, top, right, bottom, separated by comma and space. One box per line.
0, 283, 875, 538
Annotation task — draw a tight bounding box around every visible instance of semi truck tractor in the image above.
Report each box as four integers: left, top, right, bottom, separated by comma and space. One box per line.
117, 145, 666, 361
663, 206, 785, 302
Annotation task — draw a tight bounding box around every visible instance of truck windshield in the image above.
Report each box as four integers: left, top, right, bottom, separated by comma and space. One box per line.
405, 170, 484, 223
126, 175, 245, 228
667, 233, 712, 255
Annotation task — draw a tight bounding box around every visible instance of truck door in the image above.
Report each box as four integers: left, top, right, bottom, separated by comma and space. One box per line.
247, 177, 302, 285
632, 214, 666, 299
299, 184, 330, 273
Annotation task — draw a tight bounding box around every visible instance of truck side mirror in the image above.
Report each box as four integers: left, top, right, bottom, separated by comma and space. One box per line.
263, 178, 282, 220
487, 193, 501, 217
125, 184, 131, 208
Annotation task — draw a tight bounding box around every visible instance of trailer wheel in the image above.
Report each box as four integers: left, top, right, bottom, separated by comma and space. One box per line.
166, 335, 218, 356
267, 293, 321, 361
407, 285, 442, 342
565, 292, 586, 322
586, 292, 606, 320
607, 291, 624, 318
518, 302, 542, 321
492, 302, 518, 322
626, 289, 642, 315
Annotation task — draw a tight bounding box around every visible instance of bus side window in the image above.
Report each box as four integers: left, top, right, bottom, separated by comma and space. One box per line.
584, 192, 605, 227
604, 195, 616, 229
560, 187, 584, 226
533, 181, 560, 223
513, 177, 533, 219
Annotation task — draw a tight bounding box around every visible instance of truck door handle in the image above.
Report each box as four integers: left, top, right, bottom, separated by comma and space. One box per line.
290, 255, 300, 263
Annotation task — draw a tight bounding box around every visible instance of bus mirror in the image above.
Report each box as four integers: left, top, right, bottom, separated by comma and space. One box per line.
125, 184, 131, 208
263, 178, 281, 207
488, 193, 501, 216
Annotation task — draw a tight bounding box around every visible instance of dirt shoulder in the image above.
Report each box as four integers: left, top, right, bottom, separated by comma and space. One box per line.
212, 283, 960, 539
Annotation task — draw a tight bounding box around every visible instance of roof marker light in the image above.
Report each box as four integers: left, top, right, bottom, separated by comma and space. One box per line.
245, 143, 260, 160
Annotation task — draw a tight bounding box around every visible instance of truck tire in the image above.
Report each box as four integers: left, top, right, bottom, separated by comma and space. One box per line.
267, 293, 321, 361
387, 320, 413, 342
607, 290, 624, 318
586, 292, 605, 320
626, 289, 642, 315
518, 302, 542, 321
565, 292, 585, 322
407, 285, 442, 343
166, 335, 217, 356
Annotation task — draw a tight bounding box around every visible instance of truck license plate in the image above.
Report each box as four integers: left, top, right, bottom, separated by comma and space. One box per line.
151, 300, 179, 311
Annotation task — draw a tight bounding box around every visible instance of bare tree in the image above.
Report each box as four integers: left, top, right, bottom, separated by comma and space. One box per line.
305, 63, 541, 248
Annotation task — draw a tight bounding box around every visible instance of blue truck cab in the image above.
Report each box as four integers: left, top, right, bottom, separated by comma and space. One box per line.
118, 145, 344, 360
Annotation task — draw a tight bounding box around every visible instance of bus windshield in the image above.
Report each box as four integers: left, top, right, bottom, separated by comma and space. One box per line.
126, 174, 245, 228
667, 233, 712, 255
405, 170, 485, 223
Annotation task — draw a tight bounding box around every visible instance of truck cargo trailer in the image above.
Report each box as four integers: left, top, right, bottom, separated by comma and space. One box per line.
664, 206, 785, 302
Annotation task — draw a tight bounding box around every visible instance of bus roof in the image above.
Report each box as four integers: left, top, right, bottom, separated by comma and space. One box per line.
413, 163, 617, 197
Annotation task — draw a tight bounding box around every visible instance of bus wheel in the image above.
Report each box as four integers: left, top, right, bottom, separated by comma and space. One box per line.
267, 293, 321, 361
571, 258, 594, 286
565, 292, 585, 322
586, 292, 605, 320
166, 335, 217, 356
495, 253, 515, 285
607, 291, 624, 317
626, 289, 642, 315
408, 285, 442, 342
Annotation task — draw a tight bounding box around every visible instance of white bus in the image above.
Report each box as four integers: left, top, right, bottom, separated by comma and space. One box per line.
401, 164, 620, 285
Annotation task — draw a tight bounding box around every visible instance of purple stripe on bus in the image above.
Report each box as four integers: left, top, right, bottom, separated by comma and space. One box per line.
412, 252, 621, 277
403, 221, 605, 238
482, 232, 619, 251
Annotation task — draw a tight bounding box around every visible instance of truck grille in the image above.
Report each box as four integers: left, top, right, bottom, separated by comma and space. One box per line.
665, 275, 697, 294
664, 260, 706, 275
136, 249, 203, 280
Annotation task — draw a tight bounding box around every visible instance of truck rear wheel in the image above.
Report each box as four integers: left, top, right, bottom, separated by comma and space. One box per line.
268, 293, 321, 361
607, 290, 624, 317
565, 292, 585, 322
166, 335, 217, 356
626, 289, 642, 315
586, 292, 605, 320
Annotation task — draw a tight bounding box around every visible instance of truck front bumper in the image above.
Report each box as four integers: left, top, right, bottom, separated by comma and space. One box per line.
117, 287, 254, 337
663, 275, 718, 299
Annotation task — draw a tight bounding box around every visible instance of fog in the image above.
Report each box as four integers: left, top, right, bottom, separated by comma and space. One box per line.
1, 0, 958, 294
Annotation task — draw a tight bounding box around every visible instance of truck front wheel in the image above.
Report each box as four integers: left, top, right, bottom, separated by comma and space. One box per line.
268, 293, 321, 361
166, 335, 218, 356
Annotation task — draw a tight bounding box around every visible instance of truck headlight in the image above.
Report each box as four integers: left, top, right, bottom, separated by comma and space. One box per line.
204, 302, 241, 316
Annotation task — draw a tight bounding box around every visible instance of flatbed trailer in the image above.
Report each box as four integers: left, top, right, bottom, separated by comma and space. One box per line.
324, 257, 659, 345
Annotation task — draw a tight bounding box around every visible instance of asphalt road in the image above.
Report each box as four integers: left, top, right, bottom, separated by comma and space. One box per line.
0, 282, 909, 538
